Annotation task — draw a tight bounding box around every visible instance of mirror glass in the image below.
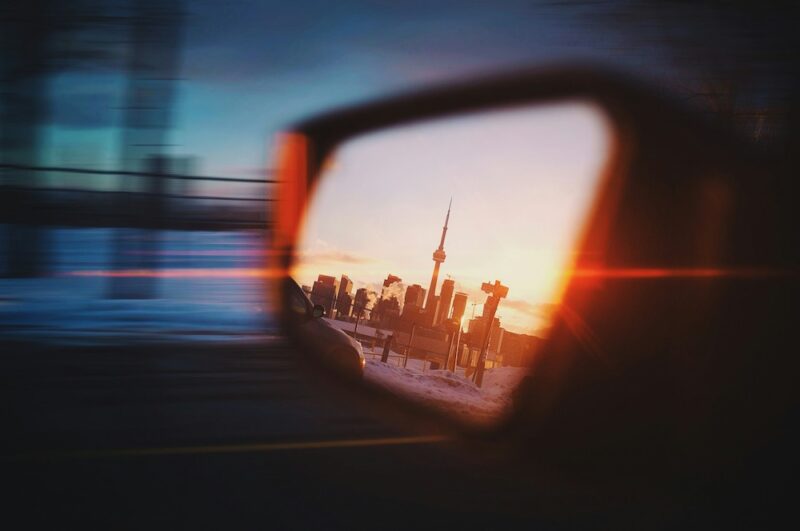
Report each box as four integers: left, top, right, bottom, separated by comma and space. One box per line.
292, 102, 613, 426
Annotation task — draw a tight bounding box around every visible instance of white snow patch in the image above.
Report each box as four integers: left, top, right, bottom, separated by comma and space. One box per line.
363, 358, 528, 425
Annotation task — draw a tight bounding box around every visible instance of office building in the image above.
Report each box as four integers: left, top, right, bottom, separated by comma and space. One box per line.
335, 275, 353, 318
404, 284, 426, 308
436, 279, 455, 325
451, 292, 468, 323
310, 274, 338, 316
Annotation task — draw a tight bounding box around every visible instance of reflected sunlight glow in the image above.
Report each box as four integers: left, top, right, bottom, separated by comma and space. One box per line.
294, 102, 612, 335
65, 268, 286, 278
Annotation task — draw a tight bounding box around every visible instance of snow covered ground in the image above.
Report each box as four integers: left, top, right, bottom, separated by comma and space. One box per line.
0, 228, 277, 344
362, 349, 528, 425
326, 320, 529, 424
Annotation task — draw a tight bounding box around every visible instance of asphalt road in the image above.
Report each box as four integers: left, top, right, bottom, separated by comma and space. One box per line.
2, 339, 570, 530
3, 338, 783, 529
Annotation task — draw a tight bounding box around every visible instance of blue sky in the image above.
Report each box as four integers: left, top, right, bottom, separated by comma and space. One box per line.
42, 0, 668, 179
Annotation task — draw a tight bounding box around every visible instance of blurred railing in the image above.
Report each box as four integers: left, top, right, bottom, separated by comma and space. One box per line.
0, 163, 275, 231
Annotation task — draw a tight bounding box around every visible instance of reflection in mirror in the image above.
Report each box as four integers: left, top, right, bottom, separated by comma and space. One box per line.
293, 102, 612, 426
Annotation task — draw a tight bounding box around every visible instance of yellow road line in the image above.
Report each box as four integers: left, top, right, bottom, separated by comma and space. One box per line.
6, 435, 449, 462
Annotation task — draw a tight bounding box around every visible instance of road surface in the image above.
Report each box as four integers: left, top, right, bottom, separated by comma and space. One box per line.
2, 339, 568, 529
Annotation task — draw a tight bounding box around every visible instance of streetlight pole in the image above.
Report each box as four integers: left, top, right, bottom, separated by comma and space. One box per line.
443, 319, 457, 371
353, 305, 362, 341
474, 280, 508, 388
404, 321, 417, 369
450, 316, 464, 372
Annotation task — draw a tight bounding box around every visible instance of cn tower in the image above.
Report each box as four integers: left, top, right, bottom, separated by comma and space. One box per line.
425, 198, 451, 311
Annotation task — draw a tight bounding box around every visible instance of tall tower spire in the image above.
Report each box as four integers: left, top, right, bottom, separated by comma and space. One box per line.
425, 199, 451, 312
438, 197, 452, 249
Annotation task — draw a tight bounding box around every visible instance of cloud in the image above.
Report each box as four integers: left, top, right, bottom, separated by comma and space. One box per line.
502, 299, 558, 319
300, 249, 375, 265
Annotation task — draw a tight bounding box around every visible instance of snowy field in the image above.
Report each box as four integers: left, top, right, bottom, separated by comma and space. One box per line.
0, 227, 277, 344
327, 318, 528, 423
362, 348, 528, 425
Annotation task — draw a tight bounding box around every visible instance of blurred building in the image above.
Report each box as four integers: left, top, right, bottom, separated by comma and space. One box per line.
107, 0, 184, 299
167, 155, 199, 196
310, 274, 338, 316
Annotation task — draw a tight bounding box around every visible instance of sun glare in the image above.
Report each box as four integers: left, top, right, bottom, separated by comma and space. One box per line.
293, 102, 611, 337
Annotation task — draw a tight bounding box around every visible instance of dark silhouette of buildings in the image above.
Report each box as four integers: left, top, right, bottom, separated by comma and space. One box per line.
310, 274, 338, 316
335, 275, 353, 317
304, 193, 543, 369
372, 296, 400, 325
451, 291, 468, 324
423, 295, 440, 327
436, 278, 455, 325
404, 284, 426, 308
499, 331, 543, 367
401, 303, 423, 323
353, 288, 370, 316
468, 315, 503, 354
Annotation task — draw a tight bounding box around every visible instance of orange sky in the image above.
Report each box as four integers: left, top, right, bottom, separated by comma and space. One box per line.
293, 102, 611, 335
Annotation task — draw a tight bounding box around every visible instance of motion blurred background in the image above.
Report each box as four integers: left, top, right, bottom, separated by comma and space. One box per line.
2, 0, 797, 343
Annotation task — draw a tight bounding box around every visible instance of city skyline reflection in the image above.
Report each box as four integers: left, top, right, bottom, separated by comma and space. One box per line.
293, 102, 612, 341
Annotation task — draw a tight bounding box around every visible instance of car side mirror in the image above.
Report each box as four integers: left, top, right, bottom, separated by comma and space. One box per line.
311, 304, 325, 318
272, 66, 771, 470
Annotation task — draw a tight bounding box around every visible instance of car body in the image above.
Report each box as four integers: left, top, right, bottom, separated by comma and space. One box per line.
281, 277, 365, 378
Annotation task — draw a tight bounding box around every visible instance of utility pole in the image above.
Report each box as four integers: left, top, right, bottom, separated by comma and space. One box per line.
353, 305, 363, 341
443, 317, 463, 372
443, 319, 456, 371
474, 280, 508, 387
404, 321, 417, 369
381, 333, 394, 363
451, 317, 464, 371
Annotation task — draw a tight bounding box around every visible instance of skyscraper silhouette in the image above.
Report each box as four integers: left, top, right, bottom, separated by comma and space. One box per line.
436, 278, 455, 325
451, 292, 468, 324
425, 198, 451, 312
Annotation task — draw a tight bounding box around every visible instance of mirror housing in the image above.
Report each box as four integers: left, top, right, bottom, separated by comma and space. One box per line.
311, 304, 325, 319
272, 64, 797, 488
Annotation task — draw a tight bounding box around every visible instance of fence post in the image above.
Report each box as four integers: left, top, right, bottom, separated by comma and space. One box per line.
381, 333, 393, 363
